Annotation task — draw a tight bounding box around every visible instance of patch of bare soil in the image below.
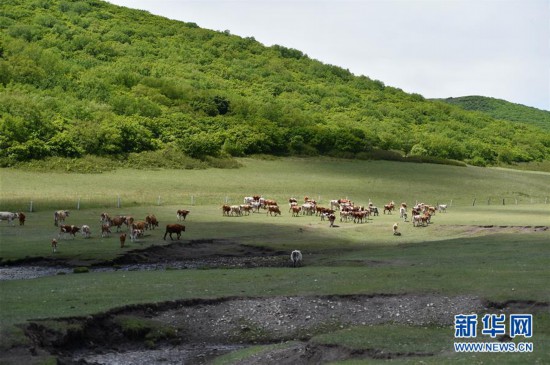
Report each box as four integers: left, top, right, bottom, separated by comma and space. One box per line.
7, 294, 549, 364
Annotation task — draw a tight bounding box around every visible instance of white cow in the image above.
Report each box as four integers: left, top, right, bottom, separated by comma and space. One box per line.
0, 212, 18, 226
438, 204, 448, 213
290, 250, 303, 267
81, 225, 91, 238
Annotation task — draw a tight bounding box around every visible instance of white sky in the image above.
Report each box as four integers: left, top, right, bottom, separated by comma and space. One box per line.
107, 0, 550, 111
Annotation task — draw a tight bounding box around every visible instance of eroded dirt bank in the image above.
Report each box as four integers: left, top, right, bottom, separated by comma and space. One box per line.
19, 293, 488, 364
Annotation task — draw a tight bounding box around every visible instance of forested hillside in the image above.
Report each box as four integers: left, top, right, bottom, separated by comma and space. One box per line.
439, 96, 550, 132
1, 0, 550, 168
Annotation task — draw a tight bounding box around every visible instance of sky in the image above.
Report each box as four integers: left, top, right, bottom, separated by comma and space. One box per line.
107, 0, 550, 111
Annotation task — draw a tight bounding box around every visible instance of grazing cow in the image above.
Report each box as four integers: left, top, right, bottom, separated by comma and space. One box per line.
59, 224, 80, 239
16, 212, 26, 226
164, 224, 186, 240
222, 205, 231, 216
51, 238, 58, 253
145, 214, 159, 230
0, 212, 18, 226
54, 210, 69, 227
290, 250, 303, 267
177, 209, 190, 221
291, 206, 302, 217
438, 204, 448, 213
101, 224, 112, 238
81, 225, 91, 238
119, 233, 126, 248
267, 205, 281, 216
383, 201, 395, 215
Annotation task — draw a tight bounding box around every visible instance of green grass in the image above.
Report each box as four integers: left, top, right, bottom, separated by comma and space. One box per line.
1, 158, 549, 363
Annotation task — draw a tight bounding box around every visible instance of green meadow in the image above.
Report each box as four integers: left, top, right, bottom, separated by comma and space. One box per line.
1, 157, 549, 363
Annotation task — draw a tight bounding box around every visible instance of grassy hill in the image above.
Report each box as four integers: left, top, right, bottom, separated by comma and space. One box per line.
438, 96, 550, 132
1, 0, 550, 168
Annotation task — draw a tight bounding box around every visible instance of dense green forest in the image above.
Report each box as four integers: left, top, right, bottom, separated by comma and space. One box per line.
1, 0, 550, 168
438, 96, 550, 132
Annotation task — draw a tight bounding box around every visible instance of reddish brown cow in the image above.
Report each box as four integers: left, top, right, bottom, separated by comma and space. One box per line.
119, 233, 126, 248
133, 221, 147, 231
18, 212, 26, 226
176, 209, 190, 221
222, 205, 231, 216
145, 214, 159, 229
110, 216, 126, 231
291, 206, 301, 216
164, 224, 185, 240
267, 205, 281, 216
58, 224, 80, 239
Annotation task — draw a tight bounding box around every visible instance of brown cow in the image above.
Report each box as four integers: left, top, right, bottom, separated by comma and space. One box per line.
164, 224, 185, 240
291, 206, 301, 217
51, 238, 58, 253
18, 212, 26, 226
145, 214, 159, 230
267, 205, 281, 216
54, 210, 69, 226
110, 216, 126, 232
58, 224, 80, 239
222, 205, 231, 216
176, 209, 190, 221
101, 224, 112, 237
119, 233, 126, 248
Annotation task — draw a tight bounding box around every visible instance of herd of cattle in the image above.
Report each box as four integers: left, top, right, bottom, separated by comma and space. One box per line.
220, 196, 447, 230
1, 198, 447, 255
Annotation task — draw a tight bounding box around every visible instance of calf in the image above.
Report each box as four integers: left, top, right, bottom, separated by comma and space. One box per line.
51, 238, 58, 253
164, 224, 186, 240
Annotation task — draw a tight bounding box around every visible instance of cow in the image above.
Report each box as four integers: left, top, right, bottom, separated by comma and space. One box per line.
240, 204, 253, 215
176, 209, 190, 221
110, 216, 126, 232
145, 214, 159, 230
0, 212, 18, 226
101, 224, 112, 238
133, 221, 148, 231
100, 212, 111, 225
290, 250, 303, 267
59, 224, 80, 239
54, 210, 69, 227
130, 226, 144, 242
383, 201, 395, 215
119, 233, 126, 248
51, 238, 58, 253
230, 205, 242, 216
291, 206, 301, 217
124, 216, 135, 228
438, 204, 448, 213
328, 213, 336, 227
18, 212, 26, 226
267, 205, 281, 216
222, 205, 231, 216
164, 224, 185, 240
81, 225, 91, 238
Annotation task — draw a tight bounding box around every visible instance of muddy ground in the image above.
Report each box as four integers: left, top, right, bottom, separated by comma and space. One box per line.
2, 237, 548, 364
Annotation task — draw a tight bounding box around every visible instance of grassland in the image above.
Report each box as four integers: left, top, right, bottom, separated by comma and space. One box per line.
0, 157, 549, 363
